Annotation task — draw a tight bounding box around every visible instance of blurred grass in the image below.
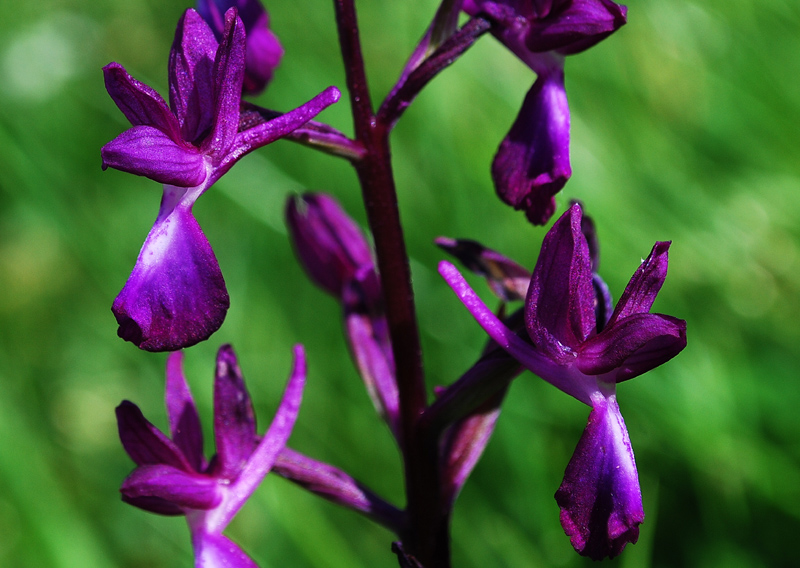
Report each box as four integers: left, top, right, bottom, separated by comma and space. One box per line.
0, 0, 799, 566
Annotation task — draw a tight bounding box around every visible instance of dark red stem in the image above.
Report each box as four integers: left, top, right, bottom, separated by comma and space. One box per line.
332, 1, 448, 566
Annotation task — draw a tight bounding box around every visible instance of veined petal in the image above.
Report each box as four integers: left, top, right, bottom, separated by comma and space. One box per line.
204, 8, 246, 159
121, 464, 222, 510
526, 203, 595, 361
101, 125, 208, 187
166, 352, 206, 472
577, 313, 687, 381
112, 197, 229, 352
607, 241, 671, 327
103, 63, 180, 138
169, 9, 219, 143
555, 395, 644, 560
491, 69, 570, 225
213, 345, 257, 480
116, 401, 195, 471
193, 533, 259, 568
526, 0, 628, 54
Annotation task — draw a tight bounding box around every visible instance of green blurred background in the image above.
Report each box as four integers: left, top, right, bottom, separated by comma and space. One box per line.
1, 0, 798, 566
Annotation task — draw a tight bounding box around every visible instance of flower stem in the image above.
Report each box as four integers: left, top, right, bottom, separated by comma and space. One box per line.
332, 1, 447, 565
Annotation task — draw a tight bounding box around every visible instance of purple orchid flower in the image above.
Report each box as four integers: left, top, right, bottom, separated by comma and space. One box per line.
463, 0, 626, 224
286, 193, 400, 439
101, 8, 340, 351
491, 64, 570, 225
116, 344, 306, 567
439, 203, 686, 559
197, 0, 283, 95
285, 193, 373, 297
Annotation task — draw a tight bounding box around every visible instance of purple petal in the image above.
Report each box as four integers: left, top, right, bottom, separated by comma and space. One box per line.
555, 395, 644, 560
112, 191, 229, 352
439, 260, 593, 404
274, 447, 405, 533
197, 0, 283, 95
119, 495, 184, 516
166, 351, 206, 472
441, 384, 507, 508
286, 193, 373, 297
526, 0, 628, 55
577, 313, 687, 381
491, 69, 570, 225
169, 9, 219, 143
525, 203, 595, 362
213, 345, 257, 480
388, 0, 462, 108
116, 401, 194, 471
241, 12, 283, 94
103, 63, 181, 138
121, 464, 222, 510
101, 126, 208, 187
574, 202, 615, 330
210, 345, 307, 532
343, 269, 399, 437
222, 86, 340, 178
435, 237, 531, 302
204, 8, 246, 159
607, 241, 671, 327
193, 533, 259, 568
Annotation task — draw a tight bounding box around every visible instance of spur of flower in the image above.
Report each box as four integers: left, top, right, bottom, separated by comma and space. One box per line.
116, 344, 306, 567
463, 0, 626, 224
439, 202, 686, 558
101, 7, 339, 351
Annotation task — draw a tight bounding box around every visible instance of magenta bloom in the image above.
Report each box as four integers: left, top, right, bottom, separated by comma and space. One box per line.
101, 8, 339, 351
197, 0, 283, 95
464, 0, 626, 224
116, 345, 306, 567
491, 66, 570, 224
285, 193, 373, 297
440, 203, 686, 559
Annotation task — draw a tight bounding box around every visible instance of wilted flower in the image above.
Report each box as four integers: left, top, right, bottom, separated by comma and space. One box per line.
197, 0, 283, 95
463, 0, 626, 224
439, 203, 686, 558
116, 345, 306, 567
101, 8, 339, 351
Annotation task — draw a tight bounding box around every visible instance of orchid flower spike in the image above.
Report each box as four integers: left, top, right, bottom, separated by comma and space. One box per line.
197, 0, 283, 95
116, 345, 306, 567
439, 203, 686, 559
101, 8, 340, 351
463, 0, 627, 224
